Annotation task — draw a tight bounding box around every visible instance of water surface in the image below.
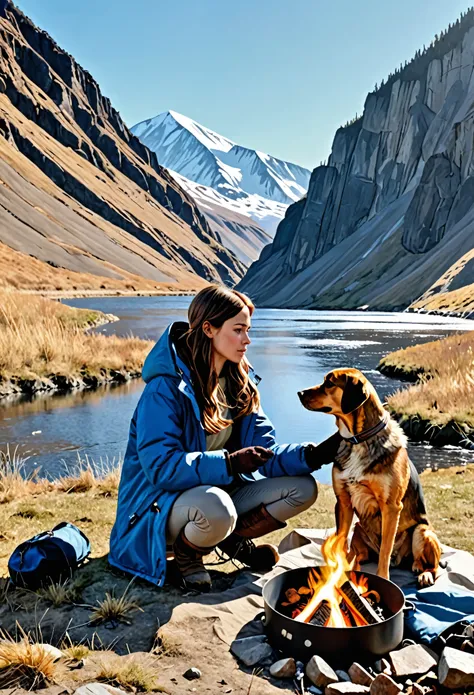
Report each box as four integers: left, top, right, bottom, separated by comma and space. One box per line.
1, 297, 472, 484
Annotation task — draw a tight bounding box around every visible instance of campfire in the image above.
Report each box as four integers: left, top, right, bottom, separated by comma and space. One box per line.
279, 535, 388, 628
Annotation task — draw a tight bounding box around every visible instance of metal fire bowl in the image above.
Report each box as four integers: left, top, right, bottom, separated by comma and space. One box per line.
263, 567, 406, 666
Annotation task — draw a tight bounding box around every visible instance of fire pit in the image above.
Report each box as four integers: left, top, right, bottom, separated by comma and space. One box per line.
262, 535, 408, 666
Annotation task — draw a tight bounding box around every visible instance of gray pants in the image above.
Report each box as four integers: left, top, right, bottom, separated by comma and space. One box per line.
166, 475, 318, 548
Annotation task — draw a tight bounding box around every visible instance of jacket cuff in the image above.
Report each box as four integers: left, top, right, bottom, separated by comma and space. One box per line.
224, 450, 233, 477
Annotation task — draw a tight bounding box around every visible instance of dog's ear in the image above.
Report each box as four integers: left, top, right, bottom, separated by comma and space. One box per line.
341, 375, 370, 414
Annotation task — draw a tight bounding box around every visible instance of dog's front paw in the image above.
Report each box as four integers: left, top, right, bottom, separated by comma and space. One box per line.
417, 570, 435, 587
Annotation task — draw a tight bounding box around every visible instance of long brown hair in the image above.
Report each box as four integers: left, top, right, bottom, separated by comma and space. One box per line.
176, 284, 260, 434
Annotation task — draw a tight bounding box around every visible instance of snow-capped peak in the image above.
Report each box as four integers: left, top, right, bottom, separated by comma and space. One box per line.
131, 110, 311, 238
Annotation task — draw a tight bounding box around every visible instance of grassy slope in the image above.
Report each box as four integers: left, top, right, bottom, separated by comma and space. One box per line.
0, 291, 152, 381
0, 464, 472, 579
380, 330, 474, 429
0, 242, 204, 295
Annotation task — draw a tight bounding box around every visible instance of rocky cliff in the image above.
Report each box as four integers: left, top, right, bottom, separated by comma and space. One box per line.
0, 3, 244, 292
239, 11, 474, 313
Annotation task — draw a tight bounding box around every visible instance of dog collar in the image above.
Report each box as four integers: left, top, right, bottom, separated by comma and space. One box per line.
342, 412, 390, 445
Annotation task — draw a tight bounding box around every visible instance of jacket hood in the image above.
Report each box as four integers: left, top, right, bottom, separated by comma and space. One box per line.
142, 322, 190, 384
141, 321, 261, 386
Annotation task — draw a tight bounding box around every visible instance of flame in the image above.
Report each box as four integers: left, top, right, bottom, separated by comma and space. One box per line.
293, 534, 355, 627
350, 571, 369, 594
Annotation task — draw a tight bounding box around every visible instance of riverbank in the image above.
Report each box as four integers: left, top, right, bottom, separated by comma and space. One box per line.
379, 330, 474, 448
0, 292, 152, 399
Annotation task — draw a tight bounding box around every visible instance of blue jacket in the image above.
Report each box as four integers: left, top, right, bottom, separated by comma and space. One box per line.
108, 322, 312, 586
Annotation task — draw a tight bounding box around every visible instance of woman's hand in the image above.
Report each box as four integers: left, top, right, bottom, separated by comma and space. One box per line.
225, 446, 274, 476
304, 432, 343, 471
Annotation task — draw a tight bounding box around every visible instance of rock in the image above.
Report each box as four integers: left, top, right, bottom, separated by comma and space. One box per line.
230, 635, 272, 667
325, 684, 370, 694
389, 644, 438, 678
438, 645, 474, 689
335, 670, 351, 681
31, 644, 64, 661
269, 657, 296, 678
306, 655, 339, 688
307, 687, 323, 695
74, 685, 128, 695
406, 684, 426, 695
348, 663, 374, 686
369, 673, 403, 695
183, 667, 201, 680
374, 658, 391, 675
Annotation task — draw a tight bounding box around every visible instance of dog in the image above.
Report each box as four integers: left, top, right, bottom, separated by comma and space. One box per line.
298, 368, 441, 586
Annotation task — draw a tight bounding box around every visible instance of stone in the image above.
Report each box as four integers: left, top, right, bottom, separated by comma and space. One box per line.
406, 685, 426, 695
369, 674, 403, 695
74, 685, 127, 695
335, 670, 351, 681
182, 667, 201, 680
31, 644, 64, 661
269, 657, 296, 678
230, 635, 272, 667
348, 663, 374, 686
306, 655, 339, 688
389, 644, 438, 678
374, 658, 391, 675
307, 687, 323, 695
438, 645, 474, 689
325, 684, 370, 694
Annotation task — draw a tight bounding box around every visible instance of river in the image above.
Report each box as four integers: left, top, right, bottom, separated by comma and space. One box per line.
0, 297, 472, 485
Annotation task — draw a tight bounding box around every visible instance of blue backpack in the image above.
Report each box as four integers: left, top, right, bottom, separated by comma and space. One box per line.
8, 522, 91, 590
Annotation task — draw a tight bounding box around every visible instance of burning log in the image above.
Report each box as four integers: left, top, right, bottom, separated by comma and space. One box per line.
337, 579, 382, 626
308, 600, 332, 626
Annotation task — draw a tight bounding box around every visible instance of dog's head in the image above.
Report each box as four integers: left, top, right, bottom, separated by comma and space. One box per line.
298, 368, 373, 416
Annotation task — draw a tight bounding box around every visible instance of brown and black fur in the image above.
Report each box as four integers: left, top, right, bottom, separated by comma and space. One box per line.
298, 368, 441, 586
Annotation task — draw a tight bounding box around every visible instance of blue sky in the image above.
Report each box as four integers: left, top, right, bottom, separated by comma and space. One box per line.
17, 0, 469, 170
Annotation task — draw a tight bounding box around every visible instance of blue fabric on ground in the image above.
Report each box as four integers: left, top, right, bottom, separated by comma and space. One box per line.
403, 580, 474, 643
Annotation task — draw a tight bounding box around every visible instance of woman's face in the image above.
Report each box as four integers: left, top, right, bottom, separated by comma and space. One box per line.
203, 306, 251, 370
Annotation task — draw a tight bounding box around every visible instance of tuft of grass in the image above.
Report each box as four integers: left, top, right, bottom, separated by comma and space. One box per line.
0, 629, 58, 690
0, 447, 120, 505
37, 580, 78, 607
89, 582, 143, 626
56, 453, 122, 495
0, 445, 51, 504
60, 633, 91, 661
96, 656, 167, 692
380, 331, 474, 430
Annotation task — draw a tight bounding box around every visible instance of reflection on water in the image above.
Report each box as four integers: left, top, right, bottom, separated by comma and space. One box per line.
1, 297, 473, 484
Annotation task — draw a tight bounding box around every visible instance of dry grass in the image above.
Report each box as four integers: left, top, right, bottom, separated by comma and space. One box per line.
36, 580, 79, 607
0, 448, 121, 505
0, 290, 152, 381
0, 445, 51, 504
380, 331, 474, 428
89, 582, 143, 626
0, 629, 58, 689
0, 241, 181, 295
95, 655, 166, 692
56, 454, 122, 495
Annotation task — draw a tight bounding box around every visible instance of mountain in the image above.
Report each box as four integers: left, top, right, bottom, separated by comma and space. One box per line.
0, 4, 244, 294
238, 11, 474, 315
131, 111, 311, 262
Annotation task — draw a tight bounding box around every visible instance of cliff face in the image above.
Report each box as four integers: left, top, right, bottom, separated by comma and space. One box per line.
0, 4, 244, 292
239, 12, 474, 311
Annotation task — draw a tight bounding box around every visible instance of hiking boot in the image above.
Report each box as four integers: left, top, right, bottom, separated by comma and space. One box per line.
217, 503, 286, 571
172, 529, 213, 592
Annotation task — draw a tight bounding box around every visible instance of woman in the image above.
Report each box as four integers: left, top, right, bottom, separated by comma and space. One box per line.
109, 285, 341, 592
